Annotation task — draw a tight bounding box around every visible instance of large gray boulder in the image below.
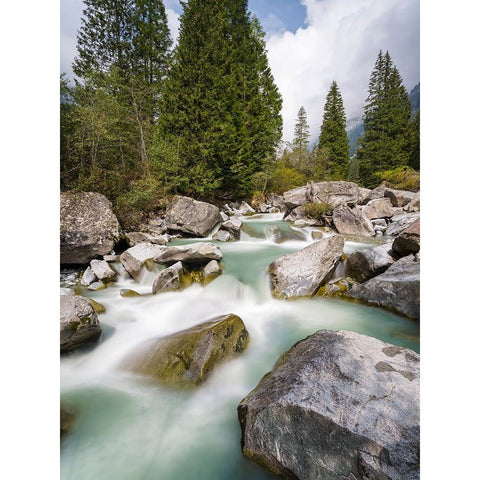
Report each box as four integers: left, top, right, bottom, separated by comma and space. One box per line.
384, 188, 416, 207
238, 330, 419, 480
332, 205, 375, 236
362, 198, 395, 220
154, 243, 222, 265
122, 314, 249, 387
165, 196, 222, 237
392, 218, 420, 256
283, 185, 310, 209
346, 242, 395, 283
268, 236, 344, 299
60, 295, 101, 352
60, 192, 121, 265
385, 212, 420, 236
344, 255, 420, 319
283, 206, 306, 222
120, 243, 166, 279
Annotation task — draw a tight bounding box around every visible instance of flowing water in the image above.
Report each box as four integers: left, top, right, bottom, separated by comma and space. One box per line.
60, 214, 419, 480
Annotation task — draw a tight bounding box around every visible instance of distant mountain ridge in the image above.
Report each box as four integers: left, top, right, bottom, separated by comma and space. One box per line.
347, 82, 420, 157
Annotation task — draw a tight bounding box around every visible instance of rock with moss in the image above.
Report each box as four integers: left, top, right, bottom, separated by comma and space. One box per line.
165, 196, 222, 237
238, 330, 419, 480
154, 243, 222, 265
346, 242, 395, 283
152, 262, 187, 294
60, 295, 101, 352
120, 289, 141, 298
362, 198, 395, 220
344, 255, 420, 319
89, 259, 117, 281
268, 236, 344, 299
87, 281, 106, 291
120, 243, 166, 280
203, 259, 222, 284
392, 218, 420, 257
332, 205, 375, 237
87, 298, 106, 313
60, 191, 121, 265
122, 314, 249, 387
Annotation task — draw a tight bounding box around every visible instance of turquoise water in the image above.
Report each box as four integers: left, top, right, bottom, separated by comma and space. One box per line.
60, 214, 419, 480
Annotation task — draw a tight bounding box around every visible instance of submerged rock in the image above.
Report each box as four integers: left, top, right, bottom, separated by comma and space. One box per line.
152, 261, 186, 294
332, 205, 375, 236
60, 191, 121, 265
344, 255, 420, 319
61, 405, 76, 439
120, 243, 166, 279
123, 314, 249, 387
87, 281, 106, 291
346, 242, 395, 283
60, 295, 101, 352
268, 236, 344, 299
392, 218, 420, 256
238, 329, 419, 480
154, 243, 222, 265
165, 196, 221, 237
120, 289, 141, 298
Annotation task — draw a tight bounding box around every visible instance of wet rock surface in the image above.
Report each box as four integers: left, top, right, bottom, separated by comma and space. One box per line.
238, 330, 420, 480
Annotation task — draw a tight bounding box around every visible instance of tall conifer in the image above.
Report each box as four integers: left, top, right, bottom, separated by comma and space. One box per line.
357, 51, 412, 187
318, 81, 350, 180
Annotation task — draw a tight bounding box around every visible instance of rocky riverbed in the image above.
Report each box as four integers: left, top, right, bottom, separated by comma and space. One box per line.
60, 181, 420, 480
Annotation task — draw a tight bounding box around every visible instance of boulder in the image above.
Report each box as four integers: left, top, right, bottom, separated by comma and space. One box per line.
364, 184, 386, 203
357, 187, 372, 205
238, 201, 255, 216
332, 205, 375, 236
346, 242, 395, 283
165, 196, 222, 237
284, 206, 305, 222
154, 243, 222, 265
221, 217, 242, 239
60, 192, 121, 265
384, 188, 416, 207
103, 254, 118, 262
219, 211, 229, 222
344, 255, 420, 319
265, 193, 285, 210
238, 330, 419, 480
152, 262, 186, 294
268, 236, 344, 299
80, 266, 96, 286
60, 295, 101, 352
362, 198, 395, 220
123, 314, 249, 387
392, 218, 420, 256
89, 259, 116, 281
125, 231, 169, 247
203, 259, 222, 283
385, 212, 420, 236
405, 191, 420, 213
310, 181, 360, 207
120, 243, 166, 279
283, 185, 310, 209
212, 230, 233, 242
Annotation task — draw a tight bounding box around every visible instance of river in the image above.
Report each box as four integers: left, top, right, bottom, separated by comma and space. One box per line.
60, 213, 419, 480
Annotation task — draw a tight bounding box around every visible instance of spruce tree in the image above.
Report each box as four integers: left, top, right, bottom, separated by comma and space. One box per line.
158, 0, 282, 197
408, 110, 420, 170
317, 81, 350, 180
357, 51, 412, 187
291, 106, 310, 171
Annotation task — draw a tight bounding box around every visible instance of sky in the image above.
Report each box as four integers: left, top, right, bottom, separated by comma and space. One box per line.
60, 0, 419, 143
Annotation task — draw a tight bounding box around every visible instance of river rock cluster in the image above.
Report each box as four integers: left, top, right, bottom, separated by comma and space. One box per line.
60, 181, 420, 479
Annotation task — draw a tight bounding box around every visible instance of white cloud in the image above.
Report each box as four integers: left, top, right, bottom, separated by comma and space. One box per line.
266, 0, 420, 142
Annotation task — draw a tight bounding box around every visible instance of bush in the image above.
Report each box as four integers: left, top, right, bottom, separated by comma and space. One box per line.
250, 191, 266, 209
378, 166, 420, 191
303, 201, 334, 220
268, 165, 306, 194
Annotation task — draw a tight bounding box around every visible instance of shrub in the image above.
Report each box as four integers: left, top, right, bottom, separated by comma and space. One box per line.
268, 165, 306, 194
378, 166, 420, 191
303, 201, 334, 220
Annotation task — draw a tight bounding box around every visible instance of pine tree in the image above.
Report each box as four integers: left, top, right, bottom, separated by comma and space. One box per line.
157, 0, 282, 197
317, 81, 350, 180
290, 106, 310, 171
357, 51, 412, 187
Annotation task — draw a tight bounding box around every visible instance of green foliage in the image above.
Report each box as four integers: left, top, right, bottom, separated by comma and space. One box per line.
158, 1, 282, 197
303, 201, 334, 220
409, 110, 420, 170
357, 51, 413, 188
267, 162, 306, 194
378, 166, 420, 191
318, 81, 350, 180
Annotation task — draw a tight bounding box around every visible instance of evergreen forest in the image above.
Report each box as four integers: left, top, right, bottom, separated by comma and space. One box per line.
60, 0, 420, 228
